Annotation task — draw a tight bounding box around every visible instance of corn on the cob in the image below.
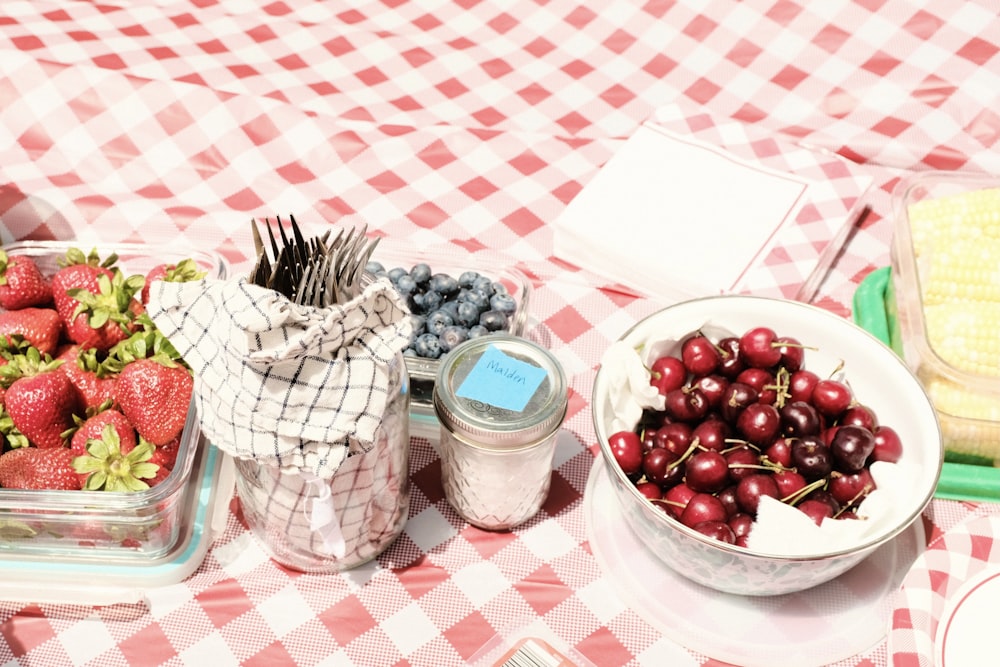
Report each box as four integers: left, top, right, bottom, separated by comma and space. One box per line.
923, 375, 1000, 464
904, 186, 1000, 462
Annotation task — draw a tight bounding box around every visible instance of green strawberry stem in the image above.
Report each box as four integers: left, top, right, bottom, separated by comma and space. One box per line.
73, 425, 160, 492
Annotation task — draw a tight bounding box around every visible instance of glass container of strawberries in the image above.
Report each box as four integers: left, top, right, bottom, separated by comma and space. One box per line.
0, 240, 227, 560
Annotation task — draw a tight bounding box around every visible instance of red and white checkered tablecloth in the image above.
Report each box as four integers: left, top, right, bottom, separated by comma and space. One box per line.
0, 1, 998, 666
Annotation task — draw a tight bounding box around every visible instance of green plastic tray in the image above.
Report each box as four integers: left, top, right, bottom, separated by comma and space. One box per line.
853, 267, 1000, 502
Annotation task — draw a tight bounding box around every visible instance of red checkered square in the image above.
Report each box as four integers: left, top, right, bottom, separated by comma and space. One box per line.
243, 640, 297, 667
319, 596, 376, 646
118, 622, 177, 666
195, 579, 255, 628
0, 606, 55, 655
514, 564, 573, 615
441, 611, 498, 661
542, 305, 592, 344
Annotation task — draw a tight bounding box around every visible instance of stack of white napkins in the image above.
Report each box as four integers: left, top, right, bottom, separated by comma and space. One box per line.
552, 103, 872, 303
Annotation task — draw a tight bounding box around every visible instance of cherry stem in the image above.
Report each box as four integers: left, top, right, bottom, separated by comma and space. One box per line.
780, 477, 827, 506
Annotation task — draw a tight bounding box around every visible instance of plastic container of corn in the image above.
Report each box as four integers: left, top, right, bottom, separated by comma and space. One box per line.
888, 170, 1000, 472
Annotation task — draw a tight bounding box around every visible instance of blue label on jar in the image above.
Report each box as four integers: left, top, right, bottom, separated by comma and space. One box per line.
456, 344, 546, 412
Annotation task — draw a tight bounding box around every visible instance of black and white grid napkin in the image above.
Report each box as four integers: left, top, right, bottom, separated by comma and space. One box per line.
147, 276, 412, 479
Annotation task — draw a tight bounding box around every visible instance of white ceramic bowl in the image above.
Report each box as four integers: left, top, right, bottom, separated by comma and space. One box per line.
592, 295, 943, 596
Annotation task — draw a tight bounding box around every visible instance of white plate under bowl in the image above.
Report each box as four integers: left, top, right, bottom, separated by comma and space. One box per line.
888, 514, 1000, 666
585, 457, 923, 667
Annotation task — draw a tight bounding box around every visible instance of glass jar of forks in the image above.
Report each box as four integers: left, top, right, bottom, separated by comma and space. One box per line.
229, 217, 413, 572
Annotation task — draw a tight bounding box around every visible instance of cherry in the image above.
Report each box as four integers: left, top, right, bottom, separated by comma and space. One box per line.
840, 404, 878, 432
788, 369, 820, 403
650, 355, 687, 395
680, 492, 728, 528
774, 336, 805, 372
830, 424, 875, 473
791, 435, 832, 480
763, 437, 794, 468
736, 402, 780, 446
608, 430, 643, 475
720, 381, 758, 422
663, 483, 695, 519
663, 387, 710, 422
779, 400, 822, 437
739, 326, 782, 369
829, 468, 876, 508
798, 498, 834, 526
642, 447, 678, 486
685, 450, 730, 493
736, 367, 779, 405
812, 378, 853, 418
736, 473, 780, 516
655, 422, 693, 458
717, 485, 740, 517
773, 469, 807, 499
716, 337, 745, 378
635, 481, 663, 501
681, 334, 721, 376
692, 374, 728, 409
691, 418, 730, 452
725, 445, 761, 482
871, 425, 904, 463
640, 428, 658, 453
728, 512, 754, 541
692, 520, 736, 544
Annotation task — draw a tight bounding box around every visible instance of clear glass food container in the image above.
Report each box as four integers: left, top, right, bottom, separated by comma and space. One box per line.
233, 352, 410, 572
0, 240, 228, 559
365, 246, 532, 428
889, 171, 1000, 464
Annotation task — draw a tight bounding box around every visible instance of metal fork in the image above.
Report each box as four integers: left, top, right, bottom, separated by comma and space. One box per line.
250, 215, 378, 307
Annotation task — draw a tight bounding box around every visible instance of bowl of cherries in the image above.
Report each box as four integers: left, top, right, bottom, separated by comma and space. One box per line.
592, 295, 943, 596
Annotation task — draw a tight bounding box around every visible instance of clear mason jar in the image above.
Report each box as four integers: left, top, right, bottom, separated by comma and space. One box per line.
434, 335, 568, 531
233, 353, 410, 573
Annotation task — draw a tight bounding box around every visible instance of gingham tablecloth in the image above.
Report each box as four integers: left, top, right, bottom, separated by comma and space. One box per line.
0, 1, 998, 666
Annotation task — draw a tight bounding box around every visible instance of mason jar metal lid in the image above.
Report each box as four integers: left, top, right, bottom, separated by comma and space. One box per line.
433, 334, 568, 450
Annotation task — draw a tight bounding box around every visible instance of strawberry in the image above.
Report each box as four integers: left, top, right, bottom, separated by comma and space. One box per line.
72, 425, 159, 492
68, 406, 136, 459
51, 247, 118, 326
0, 348, 84, 449
0, 308, 63, 355
148, 435, 181, 472
0, 447, 82, 490
63, 271, 146, 352
56, 345, 118, 409
0, 250, 53, 310
115, 357, 193, 446
141, 258, 207, 304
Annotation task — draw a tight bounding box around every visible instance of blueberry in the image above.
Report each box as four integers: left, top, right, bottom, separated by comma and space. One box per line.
490, 292, 517, 315
429, 273, 460, 296
439, 325, 469, 352
471, 275, 494, 295
479, 309, 509, 331
413, 333, 442, 358
492, 282, 509, 295
365, 261, 386, 276
410, 263, 432, 284
395, 274, 418, 295
388, 267, 408, 283
468, 324, 490, 338
438, 300, 461, 319
456, 301, 481, 327
458, 271, 480, 288
420, 289, 443, 313
426, 309, 455, 335
459, 288, 490, 311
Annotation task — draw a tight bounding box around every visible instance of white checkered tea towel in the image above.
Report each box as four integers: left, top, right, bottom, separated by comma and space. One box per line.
146, 276, 412, 480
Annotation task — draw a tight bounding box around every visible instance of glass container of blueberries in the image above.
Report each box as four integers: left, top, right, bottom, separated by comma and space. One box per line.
364, 248, 531, 434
